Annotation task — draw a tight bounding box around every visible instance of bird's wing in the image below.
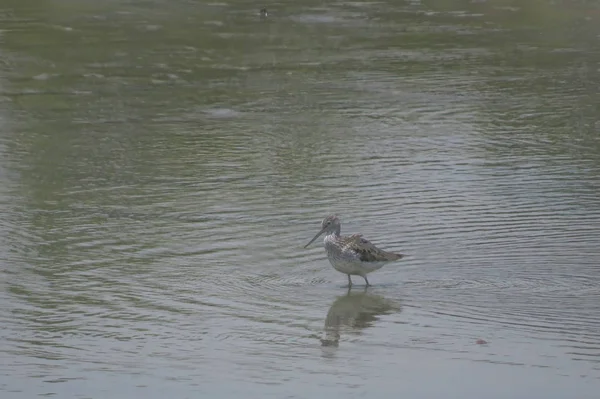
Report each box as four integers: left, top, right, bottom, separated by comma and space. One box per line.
341, 234, 402, 262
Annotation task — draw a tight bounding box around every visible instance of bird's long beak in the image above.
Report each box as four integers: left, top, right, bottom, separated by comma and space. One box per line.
304, 227, 326, 248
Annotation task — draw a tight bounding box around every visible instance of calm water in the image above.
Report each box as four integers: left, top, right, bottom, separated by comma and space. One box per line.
1, 0, 600, 397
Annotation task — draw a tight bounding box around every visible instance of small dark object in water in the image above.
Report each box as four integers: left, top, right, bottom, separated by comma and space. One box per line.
260, 8, 268, 17
476, 339, 488, 345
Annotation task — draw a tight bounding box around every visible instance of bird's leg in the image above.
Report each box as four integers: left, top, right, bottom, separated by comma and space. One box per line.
363, 275, 370, 287
347, 274, 352, 287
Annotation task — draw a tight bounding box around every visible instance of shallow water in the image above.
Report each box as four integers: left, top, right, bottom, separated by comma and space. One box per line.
1, 0, 600, 397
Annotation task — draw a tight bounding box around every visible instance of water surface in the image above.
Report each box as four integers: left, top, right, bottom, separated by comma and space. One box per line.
1, 0, 599, 397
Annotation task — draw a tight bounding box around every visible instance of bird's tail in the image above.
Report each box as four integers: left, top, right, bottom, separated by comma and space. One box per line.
384, 251, 403, 261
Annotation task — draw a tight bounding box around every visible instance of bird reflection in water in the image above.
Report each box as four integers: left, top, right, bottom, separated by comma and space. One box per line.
321, 288, 401, 347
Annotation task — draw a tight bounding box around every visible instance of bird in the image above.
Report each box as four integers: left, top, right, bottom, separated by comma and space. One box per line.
304, 215, 403, 287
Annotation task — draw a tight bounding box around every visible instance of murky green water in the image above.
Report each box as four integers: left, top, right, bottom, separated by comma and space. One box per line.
1, 0, 599, 397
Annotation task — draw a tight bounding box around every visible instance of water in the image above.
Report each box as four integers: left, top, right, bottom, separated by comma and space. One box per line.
1, 0, 599, 397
